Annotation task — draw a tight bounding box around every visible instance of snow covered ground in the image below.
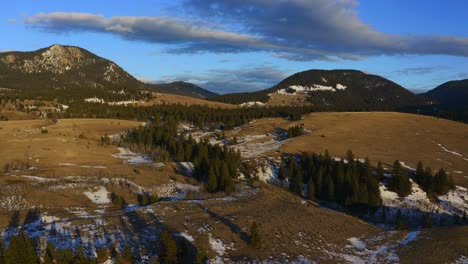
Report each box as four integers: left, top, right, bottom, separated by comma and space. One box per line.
275, 83, 347, 95
84, 186, 111, 204
335, 230, 420, 263
239, 101, 266, 107
112, 147, 161, 165
379, 180, 468, 225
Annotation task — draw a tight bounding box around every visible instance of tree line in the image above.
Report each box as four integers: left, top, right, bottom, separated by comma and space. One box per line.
120, 117, 241, 193
280, 150, 381, 208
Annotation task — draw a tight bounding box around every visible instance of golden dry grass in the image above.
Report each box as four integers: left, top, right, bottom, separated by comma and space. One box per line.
398, 226, 468, 264
0, 111, 37, 120
266, 92, 310, 107
139, 92, 237, 108
280, 112, 468, 187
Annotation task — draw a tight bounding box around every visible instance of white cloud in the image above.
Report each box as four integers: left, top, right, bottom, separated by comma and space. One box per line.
23, 1, 468, 61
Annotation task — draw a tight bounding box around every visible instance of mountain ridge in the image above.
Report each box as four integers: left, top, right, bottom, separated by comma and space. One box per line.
0, 44, 215, 99
421, 79, 468, 109
210, 69, 432, 110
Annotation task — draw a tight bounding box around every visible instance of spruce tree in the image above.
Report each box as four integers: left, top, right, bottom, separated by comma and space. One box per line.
376, 161, 384, 180
395, 210, 405, 230
121, 246, 134, 264
159, 231, 178, 264
423, 213, 432, 228
0, 237, 5, 264
307, 179, 315, 200
278, 161, 286, 180
5, 232, 37, 264
415, 161, 424, 184
206, 168, 218, 193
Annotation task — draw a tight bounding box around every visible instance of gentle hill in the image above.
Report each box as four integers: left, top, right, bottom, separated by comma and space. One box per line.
210, 69, 432, 110
421, 79, 468, 109
139, 92, 236, 108
148, 81, 218, 99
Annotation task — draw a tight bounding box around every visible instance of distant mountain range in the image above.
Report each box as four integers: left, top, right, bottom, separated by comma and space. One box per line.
148, 81, 218, 99
1, 45, 466, 120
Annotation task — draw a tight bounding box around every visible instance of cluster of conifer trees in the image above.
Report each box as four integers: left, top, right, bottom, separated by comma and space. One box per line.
121, 117, 241, 193
287, 124, 304, 138
279, 150, 381, 207
61, 102, 311, 128
414, 161, 455, 196
0, 232, 134, 264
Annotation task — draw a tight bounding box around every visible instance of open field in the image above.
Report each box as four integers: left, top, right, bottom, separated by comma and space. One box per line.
281, 112, 468, 187
221, 112, 468, 187
139, 92, 237, 108
397, 226, 468, 264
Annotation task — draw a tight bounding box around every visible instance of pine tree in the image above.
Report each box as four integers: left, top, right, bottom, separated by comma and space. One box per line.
415, 161, 424, 184
376, 161, 384, 180
325, 174, 335, 201
391, 160, 412, 197
5, 232, 37, 264
278, 161, 286, 180
43, 243, 55, 264
423, 213, 432, 228
249, 222, 261, 248
121, 246, 134, 264
395, 210, 405, 230
206, 168, 218, 193
159, 231, 178, 264
0, 237, 5, 264
315, 166, 324, 199
307, 179, 315, 200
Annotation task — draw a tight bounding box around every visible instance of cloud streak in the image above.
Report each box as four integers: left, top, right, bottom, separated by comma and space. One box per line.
156, 66, 290, 94
23, 0, 468, 61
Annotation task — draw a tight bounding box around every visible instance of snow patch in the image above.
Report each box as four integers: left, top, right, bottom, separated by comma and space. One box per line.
59, 163, 107, 169
112, 147, 154, 164
209, 234, 226, 256
437, 143, 464, 157
239, 101, 265, 107
84, 186, 111, 204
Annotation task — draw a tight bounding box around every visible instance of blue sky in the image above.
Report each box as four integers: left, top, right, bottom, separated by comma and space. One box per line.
1, 0, 467, 94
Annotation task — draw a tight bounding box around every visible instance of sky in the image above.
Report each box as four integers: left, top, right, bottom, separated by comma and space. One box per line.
1, 0, 467, 94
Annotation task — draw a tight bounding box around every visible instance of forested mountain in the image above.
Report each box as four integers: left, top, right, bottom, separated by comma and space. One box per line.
148, 81, 218, 99
0, 45, 213, 100
421, 79, 468, 109
210, 69, 432, 111
0, 44, 143, 93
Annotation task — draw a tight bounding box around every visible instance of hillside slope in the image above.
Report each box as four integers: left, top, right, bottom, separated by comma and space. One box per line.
148, 81, 218, 99
0, 45, 143, 95
421, 79, 468, 109
210, 69, 431, 110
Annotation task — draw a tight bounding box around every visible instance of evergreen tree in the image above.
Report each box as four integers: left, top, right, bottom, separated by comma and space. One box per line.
376, 161, 384, 180
423, 213, 432, 228
206, 168, 218, 193
5, 232, 37, 264
415, 161, 424, 184
315, 166, 324, 199
325, 174, 335, 201
0, 237, 5, 264
121, 246, 134, 264
278, 161, 286, 181
43, 243, 55, 264
159, 231, 178, 264
307, 179, 315, 200
395, 210, 405, 230
390, 160, 412, 197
